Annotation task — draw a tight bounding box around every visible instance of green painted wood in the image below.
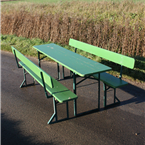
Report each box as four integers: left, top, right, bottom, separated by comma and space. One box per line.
69, 38, 135, 69
19, 61, 78, 103
19, 61, 42, 84
93, 72, 128, 88
33, 44, 111, 77
11, 46, 53, 88
50, 77, 78, 103
11, 47, 78, 103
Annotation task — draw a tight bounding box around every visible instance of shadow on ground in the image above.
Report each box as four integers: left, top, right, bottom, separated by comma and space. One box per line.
1, 113, 56, 145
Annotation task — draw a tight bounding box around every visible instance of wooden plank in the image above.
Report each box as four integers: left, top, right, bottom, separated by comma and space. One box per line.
69, 38, 135, 69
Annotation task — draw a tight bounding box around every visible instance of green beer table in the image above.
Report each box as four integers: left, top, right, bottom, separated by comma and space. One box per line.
33, 43, 111, 115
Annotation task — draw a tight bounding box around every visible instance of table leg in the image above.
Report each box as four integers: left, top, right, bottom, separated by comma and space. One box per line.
73, 72, 77, 116
38, 51, 41, 67
73, 72, 76, 94
57, 63, 60, 80
98, 73, 100, 109
62, 66, 64, 79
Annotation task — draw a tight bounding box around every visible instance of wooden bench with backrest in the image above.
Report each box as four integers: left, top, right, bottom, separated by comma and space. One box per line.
11, 46, 77, 124
69, 38, 135, 108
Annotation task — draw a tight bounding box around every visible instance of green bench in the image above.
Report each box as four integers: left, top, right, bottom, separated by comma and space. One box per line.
11, 46, 77, 124
69, 39, 135, 108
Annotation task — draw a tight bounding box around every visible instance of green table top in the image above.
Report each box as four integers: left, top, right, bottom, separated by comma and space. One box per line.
33, 43, 111, 77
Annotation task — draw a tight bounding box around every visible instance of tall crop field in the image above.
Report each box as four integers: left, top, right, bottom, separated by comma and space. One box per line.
1, 1, 145, 57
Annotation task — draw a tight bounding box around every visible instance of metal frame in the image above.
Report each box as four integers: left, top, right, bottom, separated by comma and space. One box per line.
38, 51, 64, 81
19, 68, 36, 88
102, 65, 123, 108
37, 50, 78, 123
13, 47, 78, 124
56, 47, 102, 110
17, 64, 76, 124
13, 50, 22, 68
119, 65, 123, 79
57, 48, 77, 80
74, 47, 121, 108
36, 45, 120, 119
20, 69, 27, 88
103, 83, 120, 108
57, 63, 61, 80
40, 71, 73, 124
38, 51, 47, 67
13, 50, 35, 88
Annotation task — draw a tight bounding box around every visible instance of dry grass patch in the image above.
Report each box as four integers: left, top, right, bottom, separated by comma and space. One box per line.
1, 1, 145, 57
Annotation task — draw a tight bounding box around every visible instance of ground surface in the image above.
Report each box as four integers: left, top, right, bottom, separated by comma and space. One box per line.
1, 51, 145, 145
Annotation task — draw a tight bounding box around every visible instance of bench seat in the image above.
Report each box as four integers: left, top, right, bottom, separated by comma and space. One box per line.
93, 72, 128, 89
19, 61, 77, 103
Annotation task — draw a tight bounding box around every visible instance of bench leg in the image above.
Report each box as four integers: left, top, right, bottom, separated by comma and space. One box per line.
98, 73, 100, 109
103, 86, 120, 108
66, 101, 69, 118
53, 97, 58, 122
20, 69, 36, 88
103, 83, 107, 108
47, 97, 58, 124
20, 69, 27, 88
74, 99, 77, 116
114, 88, 120, 104
62, 66, 65, 79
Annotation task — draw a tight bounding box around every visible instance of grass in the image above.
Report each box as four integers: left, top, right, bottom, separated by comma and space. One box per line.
1, 35, 48, 57
2, 1, 145, 57
2, 1, 145, 29
1, 34, 145, 84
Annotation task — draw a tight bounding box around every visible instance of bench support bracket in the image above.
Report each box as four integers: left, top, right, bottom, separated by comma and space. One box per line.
38, 51, 47, 67
20, 69, 27, 88
13, 50, 22, 69
20, 69, 35, 88
48, 97, 58, 124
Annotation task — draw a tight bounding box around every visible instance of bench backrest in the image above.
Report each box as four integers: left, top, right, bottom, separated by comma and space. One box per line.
11, 46, 53, 88
69, 38, 135, 69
